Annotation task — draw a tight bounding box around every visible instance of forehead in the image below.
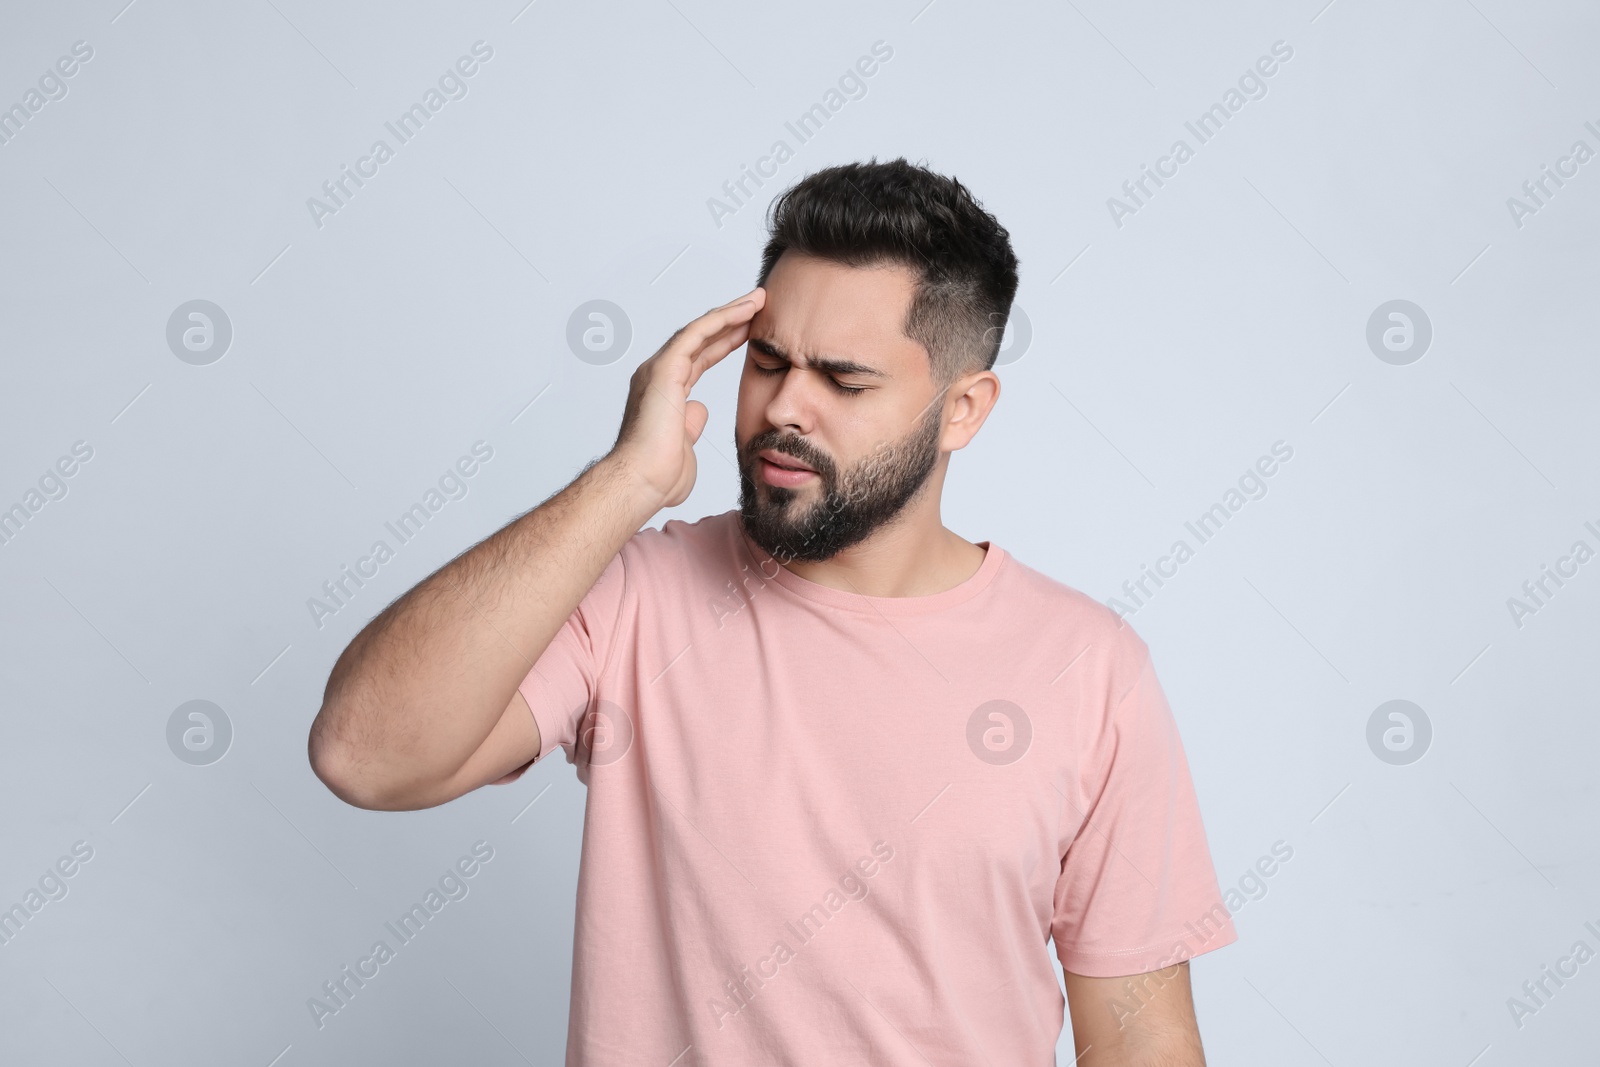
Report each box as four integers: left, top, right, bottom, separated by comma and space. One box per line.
753, 252, 926, 372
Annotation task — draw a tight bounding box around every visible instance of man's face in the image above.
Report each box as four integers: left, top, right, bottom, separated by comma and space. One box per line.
735, 251, 949, 563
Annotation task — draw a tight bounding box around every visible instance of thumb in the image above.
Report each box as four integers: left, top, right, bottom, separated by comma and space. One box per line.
684, 399, 709, 444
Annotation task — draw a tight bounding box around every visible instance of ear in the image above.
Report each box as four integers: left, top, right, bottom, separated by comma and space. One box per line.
942, 370, 1000, 451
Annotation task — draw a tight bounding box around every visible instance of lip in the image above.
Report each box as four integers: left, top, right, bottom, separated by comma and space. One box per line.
758, 455, 818, 488
758, 449, 815, 473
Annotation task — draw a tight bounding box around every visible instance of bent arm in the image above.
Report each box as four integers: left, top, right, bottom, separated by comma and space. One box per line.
307, 455, 657, 810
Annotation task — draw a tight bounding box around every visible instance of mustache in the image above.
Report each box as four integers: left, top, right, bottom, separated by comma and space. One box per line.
742, 390, 947, 481
748, 434, 832, 477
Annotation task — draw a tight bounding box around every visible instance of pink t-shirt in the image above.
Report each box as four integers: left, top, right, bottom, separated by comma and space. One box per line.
519, 509, 1236, 1065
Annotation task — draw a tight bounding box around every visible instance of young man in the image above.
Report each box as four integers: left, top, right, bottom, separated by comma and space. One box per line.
309, 158, 1237, 1065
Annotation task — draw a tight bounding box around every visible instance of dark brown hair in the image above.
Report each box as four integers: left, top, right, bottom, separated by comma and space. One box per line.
757, 157, 1020, 387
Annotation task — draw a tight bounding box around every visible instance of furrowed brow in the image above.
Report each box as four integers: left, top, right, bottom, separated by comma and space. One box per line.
748, 337, 887, 378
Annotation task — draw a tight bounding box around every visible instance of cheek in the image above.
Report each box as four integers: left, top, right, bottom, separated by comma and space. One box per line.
734, 378, 757, 425
735, 366, 788, 420
736, 360, 764, 398
733, 388, 767, 451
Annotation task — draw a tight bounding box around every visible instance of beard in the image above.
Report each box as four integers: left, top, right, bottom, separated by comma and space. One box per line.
737, 401, 945, 564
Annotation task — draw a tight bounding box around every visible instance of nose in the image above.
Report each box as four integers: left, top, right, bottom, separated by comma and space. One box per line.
761, 364, 820, 436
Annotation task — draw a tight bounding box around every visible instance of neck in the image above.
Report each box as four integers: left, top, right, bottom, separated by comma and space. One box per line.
777, 486, 985, 598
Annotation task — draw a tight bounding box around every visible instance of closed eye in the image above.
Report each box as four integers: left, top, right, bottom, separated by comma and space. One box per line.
752, 362, 867, 396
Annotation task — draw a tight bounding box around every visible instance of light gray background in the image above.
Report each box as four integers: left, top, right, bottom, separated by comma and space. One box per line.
3, 0, 1597, 1063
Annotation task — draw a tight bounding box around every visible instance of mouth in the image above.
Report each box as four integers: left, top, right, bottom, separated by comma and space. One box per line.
757, 450, 818, 487
759, 450, 814, 473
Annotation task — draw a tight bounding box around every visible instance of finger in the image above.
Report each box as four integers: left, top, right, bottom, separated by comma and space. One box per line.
656, 313, 755, 392
666, 292, 764, 359
713, 286, 765, 312
645, 320, 749, 418
684, 319, 752, 383
696, 313, 752, 357
684, 399, 709, 444
640, 292, 762, 408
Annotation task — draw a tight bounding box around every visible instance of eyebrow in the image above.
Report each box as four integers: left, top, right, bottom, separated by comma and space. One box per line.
748, 337, 888, 378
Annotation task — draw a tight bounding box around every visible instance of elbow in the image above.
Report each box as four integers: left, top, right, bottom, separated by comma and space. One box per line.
310, 741, 406, 811
308, 724, 365, 808
307, 706, 388, 810
306, 704, 444, 812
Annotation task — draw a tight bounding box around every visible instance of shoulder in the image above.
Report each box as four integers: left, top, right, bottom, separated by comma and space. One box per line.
617, 508, 743, 582
996, 549, 1151, 673
578, 512, 738, 628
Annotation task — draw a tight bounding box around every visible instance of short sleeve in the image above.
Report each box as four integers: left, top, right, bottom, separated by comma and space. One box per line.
1051, 641, 1237, 977
516, 545, 629, 768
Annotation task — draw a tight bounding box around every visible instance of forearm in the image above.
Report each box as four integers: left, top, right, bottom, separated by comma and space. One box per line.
308, 453, 656, 804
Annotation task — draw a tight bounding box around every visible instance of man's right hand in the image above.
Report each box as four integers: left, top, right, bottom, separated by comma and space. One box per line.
608, 287, 766, 510
309, 286, 767, 810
